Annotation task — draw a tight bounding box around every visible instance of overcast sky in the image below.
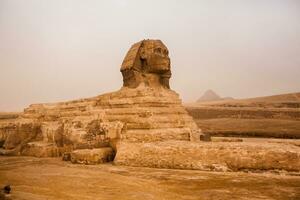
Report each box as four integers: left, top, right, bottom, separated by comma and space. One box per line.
1, 0, 300, 111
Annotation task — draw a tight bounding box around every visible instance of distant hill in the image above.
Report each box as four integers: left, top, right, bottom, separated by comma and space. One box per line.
197, 90, 233, 102
242, 92, 300, 103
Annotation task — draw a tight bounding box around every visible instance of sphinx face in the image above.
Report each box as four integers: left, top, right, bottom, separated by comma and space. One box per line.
141, 41, 171, 73
121, 39, 172, 89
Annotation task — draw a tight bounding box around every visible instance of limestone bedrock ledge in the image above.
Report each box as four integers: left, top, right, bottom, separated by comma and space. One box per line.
71, 147, 114, 165
114, 141, 300, 172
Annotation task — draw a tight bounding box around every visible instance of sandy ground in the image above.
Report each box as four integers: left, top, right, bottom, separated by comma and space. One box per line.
0, 156, 300, 200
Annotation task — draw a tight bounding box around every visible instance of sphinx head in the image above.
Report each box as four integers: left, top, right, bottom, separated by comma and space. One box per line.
121, 39, 171, 89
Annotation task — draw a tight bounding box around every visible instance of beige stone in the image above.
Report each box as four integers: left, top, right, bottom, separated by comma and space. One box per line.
21, 142, 59, 157
70, 148, 114, 165
1, 120, 41, 150
114, 141, 300, 172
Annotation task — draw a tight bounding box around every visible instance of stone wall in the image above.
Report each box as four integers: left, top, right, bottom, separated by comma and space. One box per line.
115, 141, 300, 172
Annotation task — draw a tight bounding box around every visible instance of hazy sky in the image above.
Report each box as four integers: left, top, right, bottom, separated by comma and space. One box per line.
1, 0, 300, 111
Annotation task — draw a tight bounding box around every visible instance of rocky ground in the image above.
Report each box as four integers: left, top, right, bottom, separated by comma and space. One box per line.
0, 156, 300, 200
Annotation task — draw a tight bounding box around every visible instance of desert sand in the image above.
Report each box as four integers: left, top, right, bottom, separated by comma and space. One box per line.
1, 156, 300, 200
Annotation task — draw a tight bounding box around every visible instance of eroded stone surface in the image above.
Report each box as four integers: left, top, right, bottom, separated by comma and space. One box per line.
21, 142, 60, 157
70, 147, 114, 165
115, 141, 300, 172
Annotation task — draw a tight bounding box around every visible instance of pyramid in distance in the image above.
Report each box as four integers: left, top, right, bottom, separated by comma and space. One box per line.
197, 89, 221, 102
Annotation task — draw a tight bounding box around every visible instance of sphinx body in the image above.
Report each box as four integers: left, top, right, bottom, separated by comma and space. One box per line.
0, 39, 203, 160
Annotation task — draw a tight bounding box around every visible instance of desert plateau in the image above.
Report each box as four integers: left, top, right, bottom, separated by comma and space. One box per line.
186, 92, 300, 139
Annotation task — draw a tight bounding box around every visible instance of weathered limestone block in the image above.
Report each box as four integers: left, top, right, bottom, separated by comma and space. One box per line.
41, 122, 63, 146
0, 113, 20, 147
122, 128, 190, 142
96, 86, 203, 143
70, 147, 114, 165
114, 141, 300, 172
0, 129, 8, 147
61, 118, 123, 150
97, 121, 124, 151
21, 142, 59, 157
62, 117, 102, 149
2, 120, 41, 150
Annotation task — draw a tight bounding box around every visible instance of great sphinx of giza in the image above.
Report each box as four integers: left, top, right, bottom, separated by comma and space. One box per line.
0, 39, 204, 160
0, 40, 299, 172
